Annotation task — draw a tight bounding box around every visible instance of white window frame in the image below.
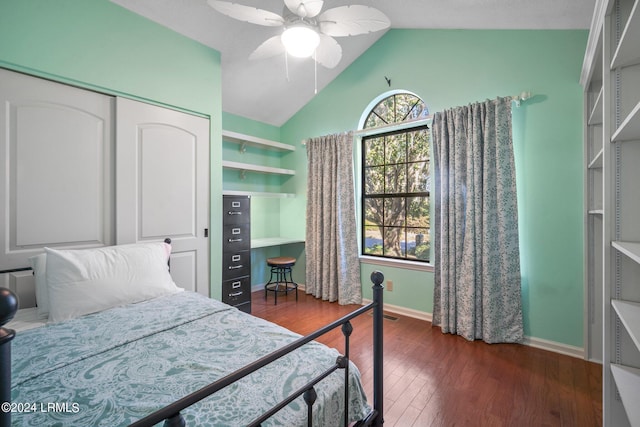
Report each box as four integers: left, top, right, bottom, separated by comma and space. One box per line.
354, 90, 434, 272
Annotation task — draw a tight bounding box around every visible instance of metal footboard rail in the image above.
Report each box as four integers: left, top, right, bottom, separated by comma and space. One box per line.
0, 271, 385, 427
130, 270, 385, 427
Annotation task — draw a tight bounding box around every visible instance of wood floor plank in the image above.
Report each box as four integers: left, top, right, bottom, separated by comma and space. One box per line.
251, 291, 602, 426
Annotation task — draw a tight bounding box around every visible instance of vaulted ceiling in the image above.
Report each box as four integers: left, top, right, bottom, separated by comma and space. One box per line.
111, 0, 595, 126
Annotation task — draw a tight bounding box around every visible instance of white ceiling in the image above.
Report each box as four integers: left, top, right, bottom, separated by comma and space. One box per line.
111, 0, 595, 126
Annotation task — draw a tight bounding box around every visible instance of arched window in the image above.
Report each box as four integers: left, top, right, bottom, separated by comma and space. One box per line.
361, 92, 430, 263
364, 92, 429, 129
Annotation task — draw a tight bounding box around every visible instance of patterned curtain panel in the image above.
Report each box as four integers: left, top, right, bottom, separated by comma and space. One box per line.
432, 97, 523, 343
305, 132, 362, 305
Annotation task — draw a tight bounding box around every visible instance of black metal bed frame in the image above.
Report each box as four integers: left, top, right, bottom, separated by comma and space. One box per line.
0, 269, 385, 427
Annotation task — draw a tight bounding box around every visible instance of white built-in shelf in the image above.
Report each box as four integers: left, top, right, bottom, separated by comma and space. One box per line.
612, 241, 640, 264
588, 209, 604, 215
610, 364, 640, 427
251, 237, 305, 248
588, 148, 603, 169
612, 300, 640, 351
611, 0, 640, 70
612, 101, 640, 142
588, 86, 603, 126
222, 130, 295, 152
222, 190, 295, 198
222, 160, 296, 176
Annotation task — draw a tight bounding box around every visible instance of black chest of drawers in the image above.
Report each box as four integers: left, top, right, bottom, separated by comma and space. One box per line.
222, 195, 251, 313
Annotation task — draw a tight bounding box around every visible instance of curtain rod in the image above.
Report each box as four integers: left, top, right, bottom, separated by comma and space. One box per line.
511, 91, 533, 107
301, 91, 533, 144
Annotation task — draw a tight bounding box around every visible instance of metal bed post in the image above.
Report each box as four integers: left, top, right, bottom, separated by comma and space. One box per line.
0, 287, 18, 427
371, 270, 384, 427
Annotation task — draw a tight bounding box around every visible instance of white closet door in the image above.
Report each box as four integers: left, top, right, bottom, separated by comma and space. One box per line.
115, 98, 210, 296
0, 68, 114, 270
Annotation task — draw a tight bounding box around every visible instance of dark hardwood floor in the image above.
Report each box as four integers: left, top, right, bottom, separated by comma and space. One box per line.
251, 290, 602, 427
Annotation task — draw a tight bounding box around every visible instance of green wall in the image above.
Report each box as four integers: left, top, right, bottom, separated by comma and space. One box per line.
221, 112, 305, 287
0, 0, 224, 299
5, 1, 588, 349
280, 29, 588, 347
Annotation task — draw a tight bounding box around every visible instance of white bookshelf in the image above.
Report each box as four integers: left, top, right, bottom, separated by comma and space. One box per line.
222, 160, 295, 176
583, 0, 640, 425
222, 190, 295, 198
251, 237, 305, 248
222, 130, 295, 152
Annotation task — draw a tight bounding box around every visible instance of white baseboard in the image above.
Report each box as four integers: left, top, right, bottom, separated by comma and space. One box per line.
362, 298, 432, 322
362, 298, 586, 360
252, 290, 587, 360
522, 336, 585, 359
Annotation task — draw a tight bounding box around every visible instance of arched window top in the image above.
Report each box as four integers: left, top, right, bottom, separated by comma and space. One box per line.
363, 92, 429, 129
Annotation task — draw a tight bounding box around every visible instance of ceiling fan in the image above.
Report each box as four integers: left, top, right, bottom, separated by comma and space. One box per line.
207, 0, 391, 68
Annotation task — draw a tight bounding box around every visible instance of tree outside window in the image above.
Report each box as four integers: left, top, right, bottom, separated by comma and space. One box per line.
362, 93, 430, 262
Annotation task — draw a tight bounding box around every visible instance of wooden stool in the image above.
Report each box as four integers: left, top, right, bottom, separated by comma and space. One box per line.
264, 256, 298, 305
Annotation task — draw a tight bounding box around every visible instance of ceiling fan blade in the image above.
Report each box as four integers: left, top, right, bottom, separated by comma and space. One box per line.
249, 36, 285, 61
315, 34, 342, 69
207, 0, 284, 26
284, 0, 324, 18
318, 5, 390, 37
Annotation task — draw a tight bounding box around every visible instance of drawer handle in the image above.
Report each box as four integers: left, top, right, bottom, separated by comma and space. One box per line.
228, 238, 243, 243
229, 291, 243, 297
232, 281, 241, 289
228, 211, 242, 215
228, 265, 243, 270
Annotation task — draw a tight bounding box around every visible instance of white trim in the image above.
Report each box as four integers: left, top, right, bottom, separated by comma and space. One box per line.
522, 336, 587, 360
354, 117, 432, 138
362, 298, 432, 322
361, 299, 589, 360
360, 255, 434, 272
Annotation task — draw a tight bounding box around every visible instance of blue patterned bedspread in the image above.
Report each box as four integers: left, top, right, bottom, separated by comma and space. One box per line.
11, 292, 370, 426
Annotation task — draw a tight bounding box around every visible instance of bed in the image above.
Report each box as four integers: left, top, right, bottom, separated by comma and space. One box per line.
0, 241, 384, 427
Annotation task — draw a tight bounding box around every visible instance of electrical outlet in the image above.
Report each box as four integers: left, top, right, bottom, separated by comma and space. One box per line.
386, 280, 393, 292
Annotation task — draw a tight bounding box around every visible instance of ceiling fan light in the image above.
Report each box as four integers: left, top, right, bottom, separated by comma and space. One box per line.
281, 25, 320, 58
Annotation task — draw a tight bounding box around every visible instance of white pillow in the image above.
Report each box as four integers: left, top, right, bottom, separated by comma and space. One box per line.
28, 253, 49, 320
45, 242, 183, 323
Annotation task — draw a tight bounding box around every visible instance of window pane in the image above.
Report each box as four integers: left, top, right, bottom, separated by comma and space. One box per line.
361, 92, 430, 263
383, 198, 405, 226
407, 196, 430, 228
364, 225, 383, 255
395, 94, 419, 122
385, 164, 406, 194
406, 102, 429, 121
406, 228, 430, 261
385, 133, 406, 164
364, 197, 384, 226
364, 136, 385, 166
407, 130, 429, 162
408, 161, 430, 193
383, 227, 404, 257
363, 93, 429, 129
364, 166, 385, 194
365, 111, 385, 129
373, 97, 395, 124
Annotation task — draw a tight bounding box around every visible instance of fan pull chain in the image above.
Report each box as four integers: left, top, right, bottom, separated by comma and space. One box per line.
285, 52, 290, 82
314, 49, 318, 94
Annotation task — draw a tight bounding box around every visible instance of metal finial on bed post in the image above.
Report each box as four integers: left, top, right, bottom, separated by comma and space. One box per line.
370, 271, 384, 427
0, 287, 18, 427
